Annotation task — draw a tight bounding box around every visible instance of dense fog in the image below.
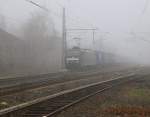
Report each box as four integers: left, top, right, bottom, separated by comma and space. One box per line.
0, 0, 150, 76
0, 11, 62, 75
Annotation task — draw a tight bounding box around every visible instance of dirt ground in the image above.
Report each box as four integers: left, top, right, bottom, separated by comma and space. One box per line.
54, 75, 150, 117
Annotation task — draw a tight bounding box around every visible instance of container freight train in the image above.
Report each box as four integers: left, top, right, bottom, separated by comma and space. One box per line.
66, 47, 99, 69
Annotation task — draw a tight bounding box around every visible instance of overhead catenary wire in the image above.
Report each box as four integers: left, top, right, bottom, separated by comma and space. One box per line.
25, 0, 62, 18
24, 0, 83, 27
139, 38, 150, 44
128, 32, 150, 45
54, 1, 150, 47
25, 0, 48, 12
128, 0, 150, 45
25, 0, 96, 30
142, 0, 149, 15
54, 0, 96, 28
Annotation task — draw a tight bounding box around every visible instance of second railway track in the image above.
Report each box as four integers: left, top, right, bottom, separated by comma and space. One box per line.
0, 70, 105, 97
0, 73, 139, 117
0, 68, 130, 97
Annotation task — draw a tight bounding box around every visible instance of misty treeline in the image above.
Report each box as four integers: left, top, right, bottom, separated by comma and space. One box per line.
0, 14, 6, 30
0, 12, 62, 76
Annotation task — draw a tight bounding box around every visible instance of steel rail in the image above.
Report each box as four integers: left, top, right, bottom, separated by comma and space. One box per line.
0, 70, 104, 97
0, 73, 136, 117
46, 73, 142, 117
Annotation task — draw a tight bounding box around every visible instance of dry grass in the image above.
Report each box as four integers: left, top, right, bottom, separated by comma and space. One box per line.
102, 106, 150, 117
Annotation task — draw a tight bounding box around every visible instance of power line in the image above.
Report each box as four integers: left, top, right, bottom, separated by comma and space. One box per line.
25, 0, 95, 29
54, 1, 95, 28
129, 32, 150, 44
142, 0, 149, 15
130, 0, 150, 36
25, 0, 62, 18
139, 38, 150, 44
67, 28, 98, 31
25, 0, 48, 12
54, 1, 150, 46
136, 37, 150, 44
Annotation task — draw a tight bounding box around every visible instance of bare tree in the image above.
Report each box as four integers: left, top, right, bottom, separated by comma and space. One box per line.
22, 11, 62, 74
0, 13, 6, 30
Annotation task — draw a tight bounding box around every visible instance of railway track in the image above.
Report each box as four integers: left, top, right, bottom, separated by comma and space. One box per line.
0, 67, 131, 97
0, 70, 105, 97
0, 73, 138, 117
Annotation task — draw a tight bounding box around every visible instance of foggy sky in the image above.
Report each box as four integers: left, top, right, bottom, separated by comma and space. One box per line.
0, 0, 149, 31
0, 0, 150, 64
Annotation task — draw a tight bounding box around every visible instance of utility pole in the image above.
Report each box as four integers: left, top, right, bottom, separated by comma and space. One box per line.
92, 29, 97, 46
62, 7, 67, 69
25, 0, 67, 69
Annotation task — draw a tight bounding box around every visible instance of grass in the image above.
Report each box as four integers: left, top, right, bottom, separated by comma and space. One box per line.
55, 78, 150, 117
102, 105, 150, 117
100, 85, 150, 116
124, 87, 150, 104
